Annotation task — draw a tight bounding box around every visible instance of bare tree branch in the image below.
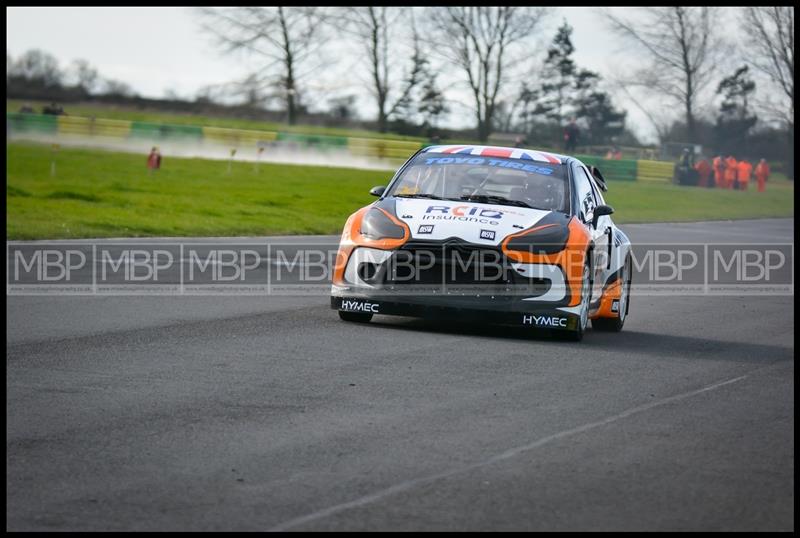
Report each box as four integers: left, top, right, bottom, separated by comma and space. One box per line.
198, 7, 327, 124
334, 7, 426, 132
604, 7, 724, 143
740, 6, 794, 177
424, 7, 548, 142
741, 7, 793, 122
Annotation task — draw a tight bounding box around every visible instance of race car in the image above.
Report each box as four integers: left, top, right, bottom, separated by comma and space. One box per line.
330, 144, 632, 341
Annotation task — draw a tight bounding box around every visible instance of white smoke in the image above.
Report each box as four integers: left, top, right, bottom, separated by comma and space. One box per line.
8, 132, 399, 172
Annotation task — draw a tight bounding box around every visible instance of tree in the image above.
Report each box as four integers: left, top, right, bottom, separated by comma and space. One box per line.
740, 7, 793, 178
605, 7, 722, 144
194, 84, 222, 105
199, 7, 326, 125
717, 66, 756, 122
417, 72, 448, 133
575, 91, 626, 146
537, 21, 577, 123
427, 7, 548, 142
714, 65, 757, 155
508, 22, 623, 148
388, 25, 449, 134
327, 95, 357, 121
337, 7, 426, 133
67, 59, 99, 94
515, 82, 538, 135
9, 49, 62, 87
102, 78, 135, 97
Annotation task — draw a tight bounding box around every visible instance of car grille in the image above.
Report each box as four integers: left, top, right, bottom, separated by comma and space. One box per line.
369, 241, 551, 298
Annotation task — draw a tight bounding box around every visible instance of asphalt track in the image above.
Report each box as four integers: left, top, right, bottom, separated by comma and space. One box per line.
6, 218, 794, 531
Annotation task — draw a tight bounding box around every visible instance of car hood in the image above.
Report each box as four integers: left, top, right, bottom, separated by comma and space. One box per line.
392, 197, 556, 246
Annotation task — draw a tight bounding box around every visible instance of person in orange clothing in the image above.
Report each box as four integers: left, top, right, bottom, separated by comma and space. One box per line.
724, 156, 738, 189
147, 146, 162, 174
712, 155, 725, 188
736, 159, 753, 191
694, 156, 712, 188
755, 158, 770, 192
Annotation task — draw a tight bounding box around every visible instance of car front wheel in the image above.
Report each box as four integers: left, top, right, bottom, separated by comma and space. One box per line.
565, 255, 592, 342
592, 255, 632, 332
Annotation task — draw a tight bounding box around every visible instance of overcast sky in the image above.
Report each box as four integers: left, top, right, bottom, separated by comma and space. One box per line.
5, 7, 747, 144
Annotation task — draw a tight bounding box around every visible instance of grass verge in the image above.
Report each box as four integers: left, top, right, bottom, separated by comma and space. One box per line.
7, 141, 793, 240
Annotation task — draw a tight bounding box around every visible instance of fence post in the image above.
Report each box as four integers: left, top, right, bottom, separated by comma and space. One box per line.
50, 143, 59, 177
228, 148, 236, 174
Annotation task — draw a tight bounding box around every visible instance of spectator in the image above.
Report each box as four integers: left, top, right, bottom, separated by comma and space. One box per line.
674, 147, 695, 185
564, 117, 579, 152
725, 155, 738, 189
755, 158, 770, 192
147, 147, 162, 174
712, 155, 725, 188
694, 156, 712, 188
42, 102, 66, 116
736, 159, 753, 191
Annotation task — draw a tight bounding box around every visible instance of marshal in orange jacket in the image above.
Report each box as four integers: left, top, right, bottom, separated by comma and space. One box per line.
724, 157, 738, 188
736, 160, 753, 190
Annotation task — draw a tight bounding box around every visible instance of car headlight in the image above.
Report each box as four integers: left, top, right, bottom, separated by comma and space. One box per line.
505, 222, 570, 255
360, 207, 406, 240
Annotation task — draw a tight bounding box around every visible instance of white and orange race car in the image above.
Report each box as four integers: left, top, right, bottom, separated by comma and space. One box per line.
330, 144, 632, 341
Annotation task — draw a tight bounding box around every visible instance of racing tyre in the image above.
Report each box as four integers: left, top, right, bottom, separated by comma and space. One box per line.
592, 255, 632, 332
565, 254, 592, 342
338, 310, 373, 323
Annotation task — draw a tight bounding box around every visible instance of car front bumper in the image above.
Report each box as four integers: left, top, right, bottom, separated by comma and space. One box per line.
330, 291, 581, 332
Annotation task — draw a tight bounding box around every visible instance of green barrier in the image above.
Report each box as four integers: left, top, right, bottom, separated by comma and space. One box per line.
203, 126, 277, 147
576, 154, 638, 182
636, 159, 674, 182
347, 137, 423, 160
6, 113, 59, 135
57, 116, 131, 138
276, 132, 348, 148
129, 121, 203, 141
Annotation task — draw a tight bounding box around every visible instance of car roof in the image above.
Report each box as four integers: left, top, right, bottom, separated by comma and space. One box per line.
423, 144, 571, 165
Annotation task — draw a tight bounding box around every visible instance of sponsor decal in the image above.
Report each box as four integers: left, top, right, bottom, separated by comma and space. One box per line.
522, 314, 568, 327
426, 205, 504, 219
341, 299, 379, 313
417, 224, 434, 234
422, 214, 500, 226
423, 157, 554, 175
581, 192, 596, 216
611, 299, 620, 313
479, 229, 496, 241
423, 205, 503, 226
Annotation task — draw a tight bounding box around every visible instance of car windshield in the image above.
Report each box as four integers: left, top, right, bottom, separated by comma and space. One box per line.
387, 152, 569, 212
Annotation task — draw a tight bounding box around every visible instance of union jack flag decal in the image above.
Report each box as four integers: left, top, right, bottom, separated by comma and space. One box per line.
423, 145, 563, 164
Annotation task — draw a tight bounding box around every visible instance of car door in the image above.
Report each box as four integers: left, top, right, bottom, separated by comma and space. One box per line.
572, 164, 609, 303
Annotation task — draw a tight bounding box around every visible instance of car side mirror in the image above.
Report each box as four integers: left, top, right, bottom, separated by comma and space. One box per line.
591, 204, 614, 229
369, 185, 386, 197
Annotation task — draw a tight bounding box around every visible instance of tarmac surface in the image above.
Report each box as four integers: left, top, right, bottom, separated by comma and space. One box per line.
6, 218, 794, 531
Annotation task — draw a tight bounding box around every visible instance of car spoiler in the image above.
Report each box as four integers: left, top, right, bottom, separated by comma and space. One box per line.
589, 166, 608, 192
